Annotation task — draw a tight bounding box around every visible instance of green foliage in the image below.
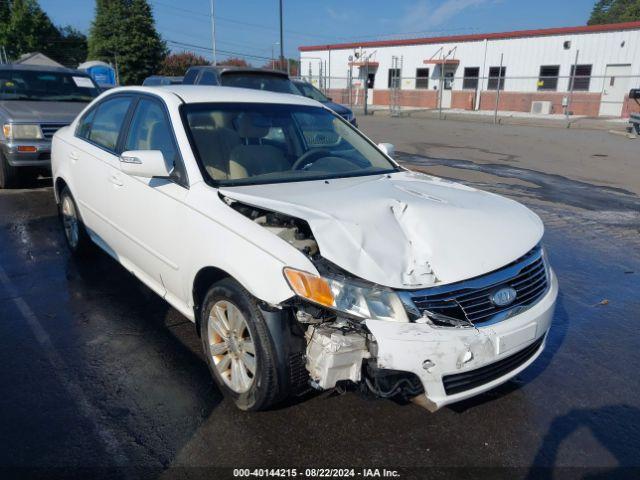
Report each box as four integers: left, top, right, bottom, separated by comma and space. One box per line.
0, 0, 88, 67
0, 0, 59, 60
159, 52, 208, 76
54, 26, 88, 67
88, 0, 167, 85
588, 0, 640, 25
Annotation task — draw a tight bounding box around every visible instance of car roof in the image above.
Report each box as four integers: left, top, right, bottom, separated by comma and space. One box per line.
0, 64, 88, 75
188, 65, 289, 78
110, 85, 323, 107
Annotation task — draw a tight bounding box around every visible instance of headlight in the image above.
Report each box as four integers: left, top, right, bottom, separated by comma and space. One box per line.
284, 267, 409, 323
342, 112, 354, 122
2, 123, 44, 140
541, 245, 551, 282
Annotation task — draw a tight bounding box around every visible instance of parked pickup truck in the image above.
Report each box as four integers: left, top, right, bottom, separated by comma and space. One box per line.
0, 64, 100, 188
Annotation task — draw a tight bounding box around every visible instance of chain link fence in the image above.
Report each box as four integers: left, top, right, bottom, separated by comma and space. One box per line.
297, 72, 640, 121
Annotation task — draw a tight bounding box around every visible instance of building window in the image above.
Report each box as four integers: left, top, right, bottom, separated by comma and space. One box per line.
462, 67, 480, 90
569, 64, 592, 91
388, 68, 400, 89
538, 65, 560, 91
487, 66, 506, 90
415, 68, 429, 89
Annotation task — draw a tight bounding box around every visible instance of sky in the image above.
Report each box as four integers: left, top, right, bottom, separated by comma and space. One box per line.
39, 0, 598, 65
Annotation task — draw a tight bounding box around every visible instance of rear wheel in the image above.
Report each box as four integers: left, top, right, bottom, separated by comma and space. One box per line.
0, 152, 19, 189
200, 278, 281, 411
59, 186, 92, 255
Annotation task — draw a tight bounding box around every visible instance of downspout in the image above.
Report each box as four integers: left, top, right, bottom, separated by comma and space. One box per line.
477, 38, 488, 111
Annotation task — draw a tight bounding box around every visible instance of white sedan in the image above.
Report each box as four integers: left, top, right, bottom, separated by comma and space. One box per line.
51, 85, 558, 411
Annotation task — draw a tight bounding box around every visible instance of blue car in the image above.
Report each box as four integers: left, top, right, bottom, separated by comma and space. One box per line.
293, 80, 357, 127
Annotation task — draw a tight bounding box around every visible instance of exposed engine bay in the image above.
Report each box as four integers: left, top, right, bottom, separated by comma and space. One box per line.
222, 194, 421, 400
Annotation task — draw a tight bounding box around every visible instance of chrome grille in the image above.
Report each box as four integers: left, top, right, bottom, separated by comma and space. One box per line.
40, 123, 67, 140
406, 245, 548, 326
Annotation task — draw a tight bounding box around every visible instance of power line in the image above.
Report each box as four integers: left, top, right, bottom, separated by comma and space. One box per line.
166, 39, 271, 61
149, 0, 337, 41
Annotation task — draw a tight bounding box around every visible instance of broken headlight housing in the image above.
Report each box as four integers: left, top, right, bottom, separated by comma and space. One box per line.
284, 268, 409, 323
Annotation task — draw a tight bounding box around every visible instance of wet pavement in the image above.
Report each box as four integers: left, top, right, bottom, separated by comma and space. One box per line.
1, 123, 640, 478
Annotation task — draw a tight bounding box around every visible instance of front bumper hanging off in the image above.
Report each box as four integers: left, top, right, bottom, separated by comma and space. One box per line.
365, 270, 559, 411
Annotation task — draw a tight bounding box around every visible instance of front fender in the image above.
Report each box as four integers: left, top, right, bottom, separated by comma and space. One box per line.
183, 183, 318, 308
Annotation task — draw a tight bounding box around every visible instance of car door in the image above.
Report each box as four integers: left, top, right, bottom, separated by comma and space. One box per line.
71, 95, 134, 252
107, 95, 190, 305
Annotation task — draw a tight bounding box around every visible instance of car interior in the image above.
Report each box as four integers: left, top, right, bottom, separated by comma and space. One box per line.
188, 111, 295, 181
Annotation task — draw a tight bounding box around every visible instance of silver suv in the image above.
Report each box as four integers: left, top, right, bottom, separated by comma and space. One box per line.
0, 64, 100, 188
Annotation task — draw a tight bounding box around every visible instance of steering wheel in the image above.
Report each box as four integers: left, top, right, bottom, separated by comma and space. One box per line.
291, 149, 333, 170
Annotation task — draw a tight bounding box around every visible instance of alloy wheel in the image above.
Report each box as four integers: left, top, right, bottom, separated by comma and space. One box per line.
61, 195, 79, 248
207, 300, 257, 393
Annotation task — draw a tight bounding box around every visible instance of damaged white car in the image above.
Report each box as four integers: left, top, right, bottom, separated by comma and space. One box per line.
51, 85, 558, 411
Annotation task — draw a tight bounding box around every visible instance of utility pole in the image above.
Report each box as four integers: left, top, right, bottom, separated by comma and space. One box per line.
271, 42, 279, 69
210, 0, 217, 65
279, 0, 284, 71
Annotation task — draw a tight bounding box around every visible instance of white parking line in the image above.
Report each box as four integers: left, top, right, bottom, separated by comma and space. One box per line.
0, 264, 130, 468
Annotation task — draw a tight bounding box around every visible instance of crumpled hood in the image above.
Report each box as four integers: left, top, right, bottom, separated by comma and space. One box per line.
221, 171, 543, 289
0, 101, 87, 123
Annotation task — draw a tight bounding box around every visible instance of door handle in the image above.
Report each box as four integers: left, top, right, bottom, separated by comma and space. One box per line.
109, 173, 124, 187
69, 151, 79, 161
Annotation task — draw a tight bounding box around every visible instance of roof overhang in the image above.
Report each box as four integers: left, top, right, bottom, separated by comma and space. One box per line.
298, 21, 640, 52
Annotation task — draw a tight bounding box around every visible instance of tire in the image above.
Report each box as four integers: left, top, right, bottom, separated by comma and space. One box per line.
200, 278, 282, 411
0, 152, 19, 189
58, 186, 92, 255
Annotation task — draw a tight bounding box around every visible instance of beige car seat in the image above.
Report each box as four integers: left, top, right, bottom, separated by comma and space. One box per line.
228, 113, 290, 179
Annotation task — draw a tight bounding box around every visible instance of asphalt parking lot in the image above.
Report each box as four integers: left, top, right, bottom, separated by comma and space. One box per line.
1, 117, 639, 479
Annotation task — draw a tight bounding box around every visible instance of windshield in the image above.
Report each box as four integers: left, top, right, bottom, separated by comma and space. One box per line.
220, 73, 299, 94
295, 82, 328, 102
184, 103, 397, 186
0, 70, 100, 102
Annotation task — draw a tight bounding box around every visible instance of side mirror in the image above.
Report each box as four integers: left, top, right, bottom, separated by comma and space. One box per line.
119, 150, 172, 178
378, 143, 396, 158
327, 97, 333, 101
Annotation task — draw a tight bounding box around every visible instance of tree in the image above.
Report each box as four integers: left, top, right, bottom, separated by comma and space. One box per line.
53, 26, 88, 67
588, 0, 640, 25
263, 58, 299, 76
218, 57, 250, 67
0, 0, 60, 60
159, 51, 208, 76
88, 0, 167, 85
0, 0, 88, 67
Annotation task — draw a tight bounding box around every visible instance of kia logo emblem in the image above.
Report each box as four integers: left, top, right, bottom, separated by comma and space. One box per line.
491, 287, 517, 307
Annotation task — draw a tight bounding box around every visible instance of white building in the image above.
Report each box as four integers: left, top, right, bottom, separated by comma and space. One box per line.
299, 21, 640, 117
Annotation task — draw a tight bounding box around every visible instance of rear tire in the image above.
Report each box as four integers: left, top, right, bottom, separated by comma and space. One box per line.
58, 186, 92, 255
200, 278, 282, 411
0, 152, 19, 189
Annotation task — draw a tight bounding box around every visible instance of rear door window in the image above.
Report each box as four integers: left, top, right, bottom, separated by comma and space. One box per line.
198, 71, 219, 85
183, 68, 199, 84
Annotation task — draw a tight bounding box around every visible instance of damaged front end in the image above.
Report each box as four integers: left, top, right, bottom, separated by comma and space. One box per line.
223, 194, 424, 401
222, 194, 558, 411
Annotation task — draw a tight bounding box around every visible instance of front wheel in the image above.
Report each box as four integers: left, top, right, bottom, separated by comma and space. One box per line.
200, 278, 282, 411
0, 152, 19, 189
